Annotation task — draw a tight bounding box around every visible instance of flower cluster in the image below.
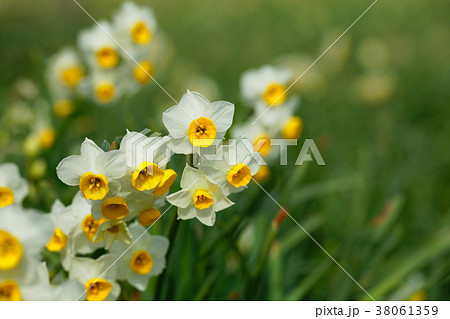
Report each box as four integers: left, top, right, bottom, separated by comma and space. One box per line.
232, 65, 304, 180
47, 1, 163, 114
57, 90, 262, 231
0, 89, 253, 301
0, 163, 79, 300
0, 160, 169, 301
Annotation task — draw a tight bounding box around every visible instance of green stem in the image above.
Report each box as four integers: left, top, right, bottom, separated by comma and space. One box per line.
154, 209, 180, 300
244, 222, 278, 299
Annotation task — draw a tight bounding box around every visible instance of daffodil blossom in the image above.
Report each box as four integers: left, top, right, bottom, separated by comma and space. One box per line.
69, 254, 120, 301
167, 165, 233, 226
112, 2, 157, 49
110, 222, 169, 291
200, 137, 262, 195
119, 130, 176, 194
162, 90, 235, 154
56, 138, 126, 201
77, 21, 121, 70
45, 192, 105, 271
80, 70, 124, 105
47, 47, 84, 91
240, 65, 291, 107
0, 163, 29, 209
0, 206, 53, 301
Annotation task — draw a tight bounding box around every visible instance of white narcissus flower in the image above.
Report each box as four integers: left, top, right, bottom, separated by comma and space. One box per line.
0, 206, 53, 300
162, 90, 234, 154
0, 163, 28, 209
47, 47, 84, 91
110, 223, 169, 291
167, 165, 233, 226
200, 137, 262, 195
56, 138, 126, 201
112, 2, 157, 49
44, 192, 105, 271
77, 21, 121, 70
240, 65, 291, 107
69, 254, 120, 301
119, 131, 177, 194
80, 70, 124, 105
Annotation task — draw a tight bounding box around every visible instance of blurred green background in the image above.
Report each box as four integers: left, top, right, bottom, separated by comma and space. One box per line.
0, 0, 449, 300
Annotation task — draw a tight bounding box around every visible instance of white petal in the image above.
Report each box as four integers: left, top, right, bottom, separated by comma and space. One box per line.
162, 105, 193, 138
195, 207, 216, 226
166, 189, 192, 209
213, 194, 234, 212
95, 150, 126, 179
81, 138, 104, 167
208, 100, 234, 133
179, 90, 209, 117
128, 272, 150, 291
180, 165, 200, 189
177, 206, 195, 220
167, 136, 192, 155
56, 155, 90, 186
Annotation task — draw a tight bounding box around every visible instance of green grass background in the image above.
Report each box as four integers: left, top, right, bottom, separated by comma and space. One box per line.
0, 0, 449, 300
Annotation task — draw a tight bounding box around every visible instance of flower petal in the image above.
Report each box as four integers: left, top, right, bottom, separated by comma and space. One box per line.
166, 189, 192, 209
56, 155, 90, 186
194, 207, 216, 226
207, 100, 234, 133
177, 206, 195, 220
95, 150, 126, 179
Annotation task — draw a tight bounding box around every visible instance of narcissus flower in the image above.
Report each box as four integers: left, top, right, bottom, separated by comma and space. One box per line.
78, 21, 121, 69
162, 90, 234, 154
0, 163, 28, 209
69, 254, 120, 301
47, 47, 84, 90
240, 65, 291, 107
80, 71, 123, 105
200, 137, 262, 195
0, 206, 52, 275
56, 138, 126, 200
43, 192, 105, 271
112, 2, 157, 48
120, 131, 176, 193
110, 223, 169, 291
167, 165, 233, 226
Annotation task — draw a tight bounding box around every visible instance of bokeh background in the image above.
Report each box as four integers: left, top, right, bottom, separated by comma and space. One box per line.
0, 0, 449, 300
